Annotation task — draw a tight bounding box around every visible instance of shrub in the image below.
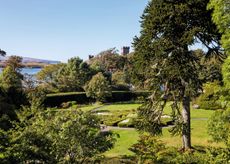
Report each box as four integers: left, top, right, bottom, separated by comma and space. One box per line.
84, 72, 112, 102
98, 114, 124, 126
194, 81, 222, 110
208, 108, 230, 144
5, 110, 117, 163
129, 135, 167, 163
44, 92, 90, 107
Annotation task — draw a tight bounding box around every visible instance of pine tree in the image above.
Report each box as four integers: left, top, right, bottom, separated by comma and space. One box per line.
133, 0, 223, 149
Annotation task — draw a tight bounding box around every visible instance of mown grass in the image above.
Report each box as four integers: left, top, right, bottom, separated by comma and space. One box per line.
105, 119, 224, 157
103, 103, 223, 157
161, 120, 224, 147
96, 104, 141, 112
57, 103, 221, 157
162, 102, 214, 118
104, 129, 139, 157
95, 103, 214, 119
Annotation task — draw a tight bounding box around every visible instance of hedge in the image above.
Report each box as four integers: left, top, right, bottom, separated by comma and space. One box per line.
44, 91, 151, 107
44, 92, 90, 107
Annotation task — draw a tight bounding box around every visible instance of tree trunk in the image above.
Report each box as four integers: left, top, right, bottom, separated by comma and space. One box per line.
182, 96, 191, 149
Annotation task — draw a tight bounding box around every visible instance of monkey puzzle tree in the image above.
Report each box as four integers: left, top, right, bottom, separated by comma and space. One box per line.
133, 0, 223, 149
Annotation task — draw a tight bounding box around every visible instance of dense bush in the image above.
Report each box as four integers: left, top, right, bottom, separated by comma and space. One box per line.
194, 81, 222, 110
208, 108, 230, 145
44, 92, 90, 107
84, 72, 112, 102
4, 109, 116, 163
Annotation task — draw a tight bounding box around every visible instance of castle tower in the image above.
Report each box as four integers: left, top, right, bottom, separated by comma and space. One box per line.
121, 46, 130, 55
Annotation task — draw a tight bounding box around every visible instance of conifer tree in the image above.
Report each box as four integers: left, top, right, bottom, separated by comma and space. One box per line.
133, 0, 223, 149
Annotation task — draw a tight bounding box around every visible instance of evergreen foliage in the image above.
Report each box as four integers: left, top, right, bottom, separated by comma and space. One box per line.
133, 0, 222, 149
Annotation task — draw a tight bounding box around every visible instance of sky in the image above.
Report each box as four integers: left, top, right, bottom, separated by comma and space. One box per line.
0, 0, 149, 62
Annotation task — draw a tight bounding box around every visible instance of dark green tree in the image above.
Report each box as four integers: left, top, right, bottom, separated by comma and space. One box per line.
133, 0, 223, 149
0, 56, 25, 130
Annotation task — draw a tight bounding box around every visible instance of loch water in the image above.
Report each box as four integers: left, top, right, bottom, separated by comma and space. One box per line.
0, 67, 42, 75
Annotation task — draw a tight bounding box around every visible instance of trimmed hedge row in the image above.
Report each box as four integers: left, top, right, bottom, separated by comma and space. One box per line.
44, 91, 151, 107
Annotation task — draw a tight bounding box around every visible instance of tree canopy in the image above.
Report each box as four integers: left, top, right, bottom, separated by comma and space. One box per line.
208, 0, 230, 54
84, 72, 111, 102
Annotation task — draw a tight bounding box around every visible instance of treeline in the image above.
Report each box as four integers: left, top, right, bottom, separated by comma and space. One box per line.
36, 48, 132, 93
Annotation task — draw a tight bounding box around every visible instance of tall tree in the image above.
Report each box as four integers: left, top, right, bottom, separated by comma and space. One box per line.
0, 55, 25, 130
208, 0, 230, 54
133, 0, 222, 149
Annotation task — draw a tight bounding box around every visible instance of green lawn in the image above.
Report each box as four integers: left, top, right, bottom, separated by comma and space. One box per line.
162, 102, 214, 118
104, 129, 139, 157
102, 103, 223, 157
57, 103, 221, 157
96, 104, 141, 112
105, 119, 224, 157
161, 120, 223, 147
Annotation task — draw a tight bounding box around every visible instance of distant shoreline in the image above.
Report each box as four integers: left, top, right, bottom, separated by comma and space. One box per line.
0, 62, 52, 68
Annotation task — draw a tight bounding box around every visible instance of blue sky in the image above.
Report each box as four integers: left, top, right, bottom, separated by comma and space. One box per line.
0, 0, 149, 62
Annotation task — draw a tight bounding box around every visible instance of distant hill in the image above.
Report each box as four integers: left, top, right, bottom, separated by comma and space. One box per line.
0, 56, 61, 68
0, 56, 60, 64
21, 57, 60, 64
